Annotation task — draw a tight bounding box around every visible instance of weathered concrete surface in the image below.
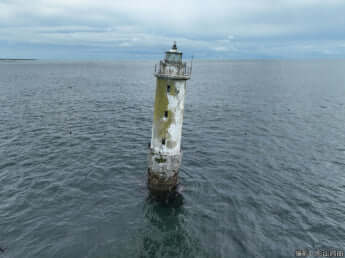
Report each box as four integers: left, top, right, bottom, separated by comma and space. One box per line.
147, 151, 182, 194
148, 151, 182, 174
147, 169, 178, 193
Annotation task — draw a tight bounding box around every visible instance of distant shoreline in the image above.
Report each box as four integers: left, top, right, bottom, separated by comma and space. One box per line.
0, 58, 37, 61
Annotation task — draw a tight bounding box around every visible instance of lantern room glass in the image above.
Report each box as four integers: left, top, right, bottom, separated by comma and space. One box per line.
165, 53, 182, 63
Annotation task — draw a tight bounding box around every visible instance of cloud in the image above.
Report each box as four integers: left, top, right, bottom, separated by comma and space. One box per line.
0, 0, 345, 59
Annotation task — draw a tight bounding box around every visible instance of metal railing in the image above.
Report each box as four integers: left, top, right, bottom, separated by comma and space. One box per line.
154, 61, 191, 78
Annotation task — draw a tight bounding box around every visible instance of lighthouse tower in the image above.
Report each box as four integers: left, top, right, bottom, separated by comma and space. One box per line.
148, 42, 191, 196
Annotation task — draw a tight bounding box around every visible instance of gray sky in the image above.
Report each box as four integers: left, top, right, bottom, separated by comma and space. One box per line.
1, 0, 345, 59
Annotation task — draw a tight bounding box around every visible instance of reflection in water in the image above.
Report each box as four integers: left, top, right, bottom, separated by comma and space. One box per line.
136, 193, 197, 258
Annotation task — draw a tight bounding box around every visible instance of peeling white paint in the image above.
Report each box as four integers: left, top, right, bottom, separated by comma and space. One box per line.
150, 79, 187, 156
166, 81, 185, 155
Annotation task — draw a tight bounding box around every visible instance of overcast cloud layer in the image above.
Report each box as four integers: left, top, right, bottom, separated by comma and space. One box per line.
1, 0, 345, 59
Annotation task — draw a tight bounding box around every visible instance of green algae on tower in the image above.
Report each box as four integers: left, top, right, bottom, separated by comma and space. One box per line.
148, 42, 192, 197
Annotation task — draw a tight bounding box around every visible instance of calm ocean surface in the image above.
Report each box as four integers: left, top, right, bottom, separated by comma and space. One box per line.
0, 60, 345, 258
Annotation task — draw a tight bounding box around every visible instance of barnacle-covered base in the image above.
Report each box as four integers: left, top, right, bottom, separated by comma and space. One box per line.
147, 151, 181, 200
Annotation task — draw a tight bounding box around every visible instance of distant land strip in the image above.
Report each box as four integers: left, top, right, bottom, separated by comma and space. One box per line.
0, 58, 37, 61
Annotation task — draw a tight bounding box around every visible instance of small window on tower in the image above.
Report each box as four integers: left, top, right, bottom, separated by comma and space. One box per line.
162, 138, 166, 145
167, 85, 170, 92
164, 111, 168, 118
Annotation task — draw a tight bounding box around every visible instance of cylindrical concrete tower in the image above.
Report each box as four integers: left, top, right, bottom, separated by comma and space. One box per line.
148, 42, 191, 196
